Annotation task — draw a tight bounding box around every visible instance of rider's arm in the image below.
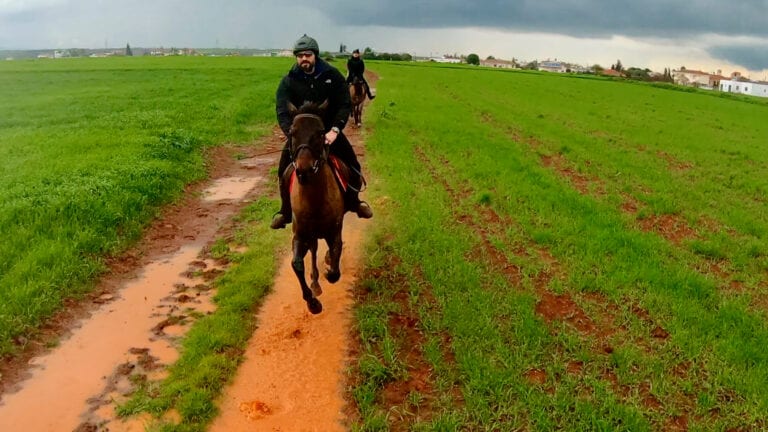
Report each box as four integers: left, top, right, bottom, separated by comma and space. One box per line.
275, 76, 293, 135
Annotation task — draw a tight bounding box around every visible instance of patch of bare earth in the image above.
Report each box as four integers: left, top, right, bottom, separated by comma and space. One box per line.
0, 129, 286, 430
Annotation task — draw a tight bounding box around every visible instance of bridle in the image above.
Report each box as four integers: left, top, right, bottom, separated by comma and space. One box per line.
290, 113, 328, 175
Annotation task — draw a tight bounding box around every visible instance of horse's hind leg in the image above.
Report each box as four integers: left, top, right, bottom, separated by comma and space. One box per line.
324, 232, 342, 283
309, 239, 322, 296
292, 237, 322, 314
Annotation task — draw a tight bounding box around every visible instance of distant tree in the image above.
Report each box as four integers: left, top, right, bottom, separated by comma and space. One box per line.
486, 55, 495, 60
625, 67, 651, 80
466, 53, 480, 65
339, 43, 346, 53
613, 59, 623, 72
125, 43, 133, 56
591, 64, 604, 74
523, 60, 538, 70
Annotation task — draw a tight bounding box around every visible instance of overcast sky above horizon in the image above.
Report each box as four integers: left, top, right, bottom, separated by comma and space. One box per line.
1, 0, 766, 78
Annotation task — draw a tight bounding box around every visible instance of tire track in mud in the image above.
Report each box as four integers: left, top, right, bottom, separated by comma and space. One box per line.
0, 134, 285, 431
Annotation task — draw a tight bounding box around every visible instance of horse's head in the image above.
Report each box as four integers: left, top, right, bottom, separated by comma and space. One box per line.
288, 100, 329, 184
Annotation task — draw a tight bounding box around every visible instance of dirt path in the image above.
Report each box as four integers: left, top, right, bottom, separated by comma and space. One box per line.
209, 217, 364, 432
209, 102, 374, 431
0, 80, 375, 431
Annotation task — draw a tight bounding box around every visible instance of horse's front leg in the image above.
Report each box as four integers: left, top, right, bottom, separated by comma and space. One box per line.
324, 230, 342, 283
292, 236, 322, 314
309, 239, 322, 296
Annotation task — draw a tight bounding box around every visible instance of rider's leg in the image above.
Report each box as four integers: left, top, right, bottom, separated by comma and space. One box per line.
362, 76, 375, 99
330, 134, 373, 219
270, 143, 293, 229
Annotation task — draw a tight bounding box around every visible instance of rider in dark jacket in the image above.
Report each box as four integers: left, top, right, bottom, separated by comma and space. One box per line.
271, 34, 373, 229
346, 49, 375, 99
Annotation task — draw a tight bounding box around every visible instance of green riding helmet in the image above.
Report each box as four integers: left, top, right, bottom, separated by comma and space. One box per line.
293, 34, 319, 55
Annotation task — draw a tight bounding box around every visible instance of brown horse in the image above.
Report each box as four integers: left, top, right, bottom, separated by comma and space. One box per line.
284, 100, 346, 314
349, 75, 366, 127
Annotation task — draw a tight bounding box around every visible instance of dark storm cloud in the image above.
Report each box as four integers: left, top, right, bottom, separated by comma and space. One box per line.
311, 0, 767, 39
708, 45, 768, 72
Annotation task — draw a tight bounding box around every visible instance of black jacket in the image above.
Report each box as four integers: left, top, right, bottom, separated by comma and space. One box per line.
275, 58, 350, 136
347, 56, 365, 78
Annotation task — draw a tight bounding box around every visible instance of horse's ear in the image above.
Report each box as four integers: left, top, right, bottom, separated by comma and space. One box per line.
318, 99, 329, 112
287, 102, 298, 116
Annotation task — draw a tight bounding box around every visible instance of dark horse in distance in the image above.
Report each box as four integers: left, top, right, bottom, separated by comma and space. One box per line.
349, 75, 366, 127
284, 101, 348, 314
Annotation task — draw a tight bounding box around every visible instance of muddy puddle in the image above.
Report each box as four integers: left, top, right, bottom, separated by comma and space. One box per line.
0, 148, 277, 431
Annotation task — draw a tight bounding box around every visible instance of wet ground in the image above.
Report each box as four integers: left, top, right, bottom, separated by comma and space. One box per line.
0, 81, 375, 432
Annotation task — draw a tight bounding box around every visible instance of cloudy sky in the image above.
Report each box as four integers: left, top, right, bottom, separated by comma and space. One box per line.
1, 0, 766, 78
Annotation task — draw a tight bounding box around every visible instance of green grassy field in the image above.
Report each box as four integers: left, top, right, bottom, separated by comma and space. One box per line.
0, 56, 290, 355
3, 57, 768, 431
352, 62, 768, 431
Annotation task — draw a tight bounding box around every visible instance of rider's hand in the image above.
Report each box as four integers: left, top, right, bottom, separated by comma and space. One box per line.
325, 129, 339, 145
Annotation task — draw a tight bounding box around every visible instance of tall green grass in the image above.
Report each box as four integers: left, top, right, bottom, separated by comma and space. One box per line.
0, 56, 291, 355
353, 62, 768, 430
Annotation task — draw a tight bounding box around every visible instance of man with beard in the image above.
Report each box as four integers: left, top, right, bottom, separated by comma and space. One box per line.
271, 34, 373, 229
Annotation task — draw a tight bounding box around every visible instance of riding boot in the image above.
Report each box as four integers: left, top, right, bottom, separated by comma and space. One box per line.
365, 84, 375, 100
345, 171, 373, 219
270, 176, 292, 229
345, 190, 373, 219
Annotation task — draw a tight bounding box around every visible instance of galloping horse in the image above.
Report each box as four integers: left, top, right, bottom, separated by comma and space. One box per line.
349, 75, 366, 127
284, 100, 346, 314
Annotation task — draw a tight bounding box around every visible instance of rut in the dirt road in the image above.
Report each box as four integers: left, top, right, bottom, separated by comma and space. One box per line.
0, 140, 281, 431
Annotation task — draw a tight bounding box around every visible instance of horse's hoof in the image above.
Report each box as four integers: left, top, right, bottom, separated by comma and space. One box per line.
307, 298, 323, 314
326, 270, 340, 283
311, 281, 323, 296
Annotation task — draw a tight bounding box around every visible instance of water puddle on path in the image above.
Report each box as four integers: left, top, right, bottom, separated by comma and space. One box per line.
0, 246, 202, 431
203, 176, 263, 202
0, 148, 275, 431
